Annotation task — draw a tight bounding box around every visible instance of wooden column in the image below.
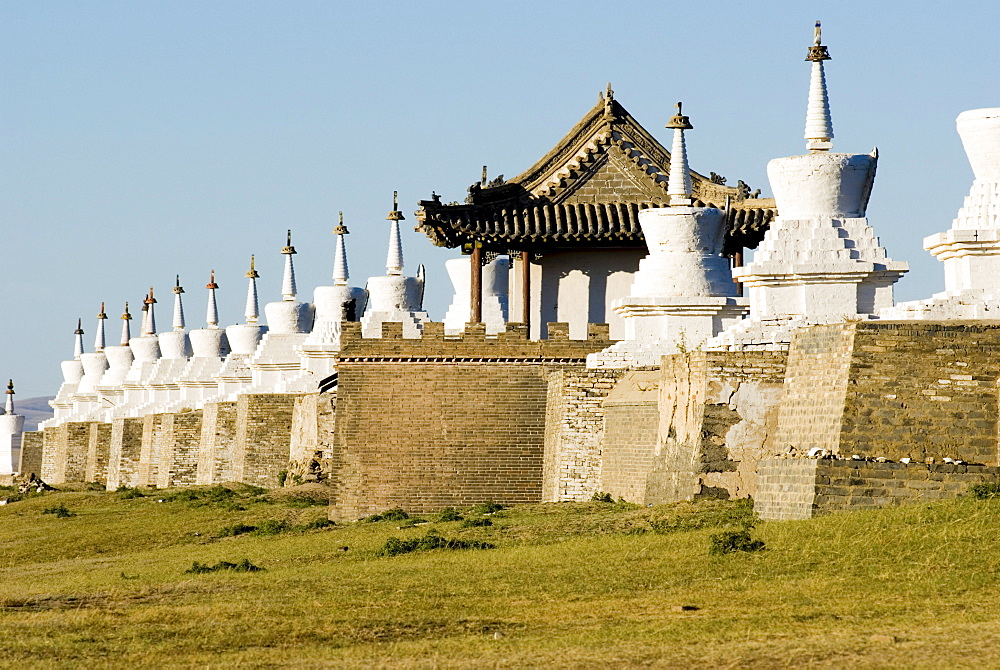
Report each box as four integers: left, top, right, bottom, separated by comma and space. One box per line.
470, 244, 482, 323
732, 250, 744, 297
520, 251, 531, 330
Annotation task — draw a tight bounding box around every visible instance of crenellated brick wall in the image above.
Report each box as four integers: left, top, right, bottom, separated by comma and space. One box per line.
329, 321, 611, 520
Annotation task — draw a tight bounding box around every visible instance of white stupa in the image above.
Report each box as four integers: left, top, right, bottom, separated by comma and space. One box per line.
216, 257, 268, 399
44, 320, 86, 427
443, 256, 509, 335
118, 288, 163, 416
71, 305, 110, 418
0, 381, 25, 475
248, 231, 316, 392
360, 193, 429, 338
95, 302, 135, 417
174, 271, 231, 408
589, 102, 748, 368
709, 22, 907, 351
882, 108, 1000, 318
301, 212, 369, 380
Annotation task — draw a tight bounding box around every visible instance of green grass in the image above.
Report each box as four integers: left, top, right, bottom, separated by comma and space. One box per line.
3, 487, 1000, 667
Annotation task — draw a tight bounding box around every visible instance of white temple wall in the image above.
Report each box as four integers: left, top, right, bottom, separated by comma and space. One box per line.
527, 249, 642, 341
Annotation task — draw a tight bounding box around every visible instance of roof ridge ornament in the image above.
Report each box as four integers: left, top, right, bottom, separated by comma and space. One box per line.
603, 83, 615, 120
804, 20, 834, 152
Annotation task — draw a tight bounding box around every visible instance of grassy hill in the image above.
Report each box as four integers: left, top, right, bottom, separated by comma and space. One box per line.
2, 484, 1000, 668
14, 395, 54, 431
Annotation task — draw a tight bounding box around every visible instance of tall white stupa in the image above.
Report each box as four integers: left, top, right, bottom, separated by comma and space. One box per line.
216, 256, 268, 399
882, 108, 1000, 318
589, 102, 748, 367
72, 305, 110, 417
95, 302, 135, 416
360, 193, 429, 338
0, 381, 25, 475
248, 231, 316, 392
118, 288, 163, 416
175, 271, 231, 408
301, 212, 369, 379
710, 22, 907, 350
44, 321, 86, 427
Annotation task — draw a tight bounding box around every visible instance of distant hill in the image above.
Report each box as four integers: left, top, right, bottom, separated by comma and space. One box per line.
14, 396, 54, 432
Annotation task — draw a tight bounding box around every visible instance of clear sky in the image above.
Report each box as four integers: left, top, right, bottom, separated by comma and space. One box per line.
1, 0, 998, 397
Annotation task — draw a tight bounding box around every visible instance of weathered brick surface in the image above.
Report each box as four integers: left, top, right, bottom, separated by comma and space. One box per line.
44, 422, 91, 484
18, 431, 43, 478
107, 417, 144, 489
156, 411, 203, 488
136, 414, 165, 487
756, 458, 1000, 520
232, 394, 297, 488
85, 422, 112, 484
330, 321, 610, 520
775, 321, 1000, 464
598, 370, 660, 503
652, 351, 787, 502
543, 368, 624, 501
196, 401, 237, 484
286, 391, 337, 483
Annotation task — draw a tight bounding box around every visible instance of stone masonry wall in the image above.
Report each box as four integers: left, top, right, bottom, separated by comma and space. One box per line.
756, 457, 1000, 520
771, 323, 855, 454
599, 370, 660, 503
285, 391, 336, 485
19, 431, 43, 478
330, 321, 611, 520
106, 417, 144, 489
774, 321, 1000, 464
196, 401, 237, 485
652, 351, 788, 503
85, 422, 112, 484
40, 429, 58, 482
47, 422, 90, 484
542, 368, 624, 502
155, 411, 203, 488
135, 414, 165, 487
231, 394, 298, 488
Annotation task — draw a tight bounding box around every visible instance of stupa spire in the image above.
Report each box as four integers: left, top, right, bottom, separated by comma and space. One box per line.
386, 191, 405, 276
205, 270, 220, 328
5, 380, 13, 415
120, 302, 132, 345
172, 275, 186, 331
281, 230, 298, 300
73, 319, 84, 359
143, 287, 157, 336
666, 102, 694, 206
804, 20, 834, 152
333, 211, 350, 286
245, 255, 260, 324
95, 302, 107, 351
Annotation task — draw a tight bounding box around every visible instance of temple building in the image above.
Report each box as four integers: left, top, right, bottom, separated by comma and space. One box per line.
415, 87, 776, 340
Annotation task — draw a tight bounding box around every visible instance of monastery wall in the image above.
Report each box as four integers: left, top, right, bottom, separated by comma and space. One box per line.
155, 411, 202, 488
542, 368, 624, 502
598, 370, 660, 502
107, 418, 143, 489
195, 401, 237, 485
774, 321, 1000, 464
85, 422, 112, 484
18, 431, 43, 478
231, 394, 298, 488
756, 458, 1000, 520
328, 321, 610, 520
650, 351, 788, 503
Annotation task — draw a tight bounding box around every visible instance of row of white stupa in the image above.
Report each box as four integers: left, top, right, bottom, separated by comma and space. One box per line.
39, 200, 514, 436
34, 24, 1000, 434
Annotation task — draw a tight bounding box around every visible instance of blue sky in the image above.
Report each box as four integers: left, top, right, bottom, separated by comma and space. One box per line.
2, 1, 998, 396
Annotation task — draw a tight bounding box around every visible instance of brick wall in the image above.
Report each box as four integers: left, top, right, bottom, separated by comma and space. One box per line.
19, 431, 43, 478
107, 417, 144, 489
598, 370, 660, 503
196, 401, 237, 485
45, 422, 90, 484
330, 321, 610, 520
85, 422, 112, 484
774, 321, 1000, 464
40, 429, 57, 482
542, 368, 624, 501
156, 411, 203, 488
136, 414, 165, 487
231, 394, 297, 488
756, 458, 1000, 520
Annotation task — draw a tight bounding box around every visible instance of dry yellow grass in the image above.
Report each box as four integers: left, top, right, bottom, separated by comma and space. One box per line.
2, 486, 1000, 668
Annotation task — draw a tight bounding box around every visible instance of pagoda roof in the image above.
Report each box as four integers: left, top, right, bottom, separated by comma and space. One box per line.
416, 90, 775, 254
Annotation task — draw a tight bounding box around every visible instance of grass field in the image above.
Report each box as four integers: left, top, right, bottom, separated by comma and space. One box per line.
3, 484, 1000, 668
